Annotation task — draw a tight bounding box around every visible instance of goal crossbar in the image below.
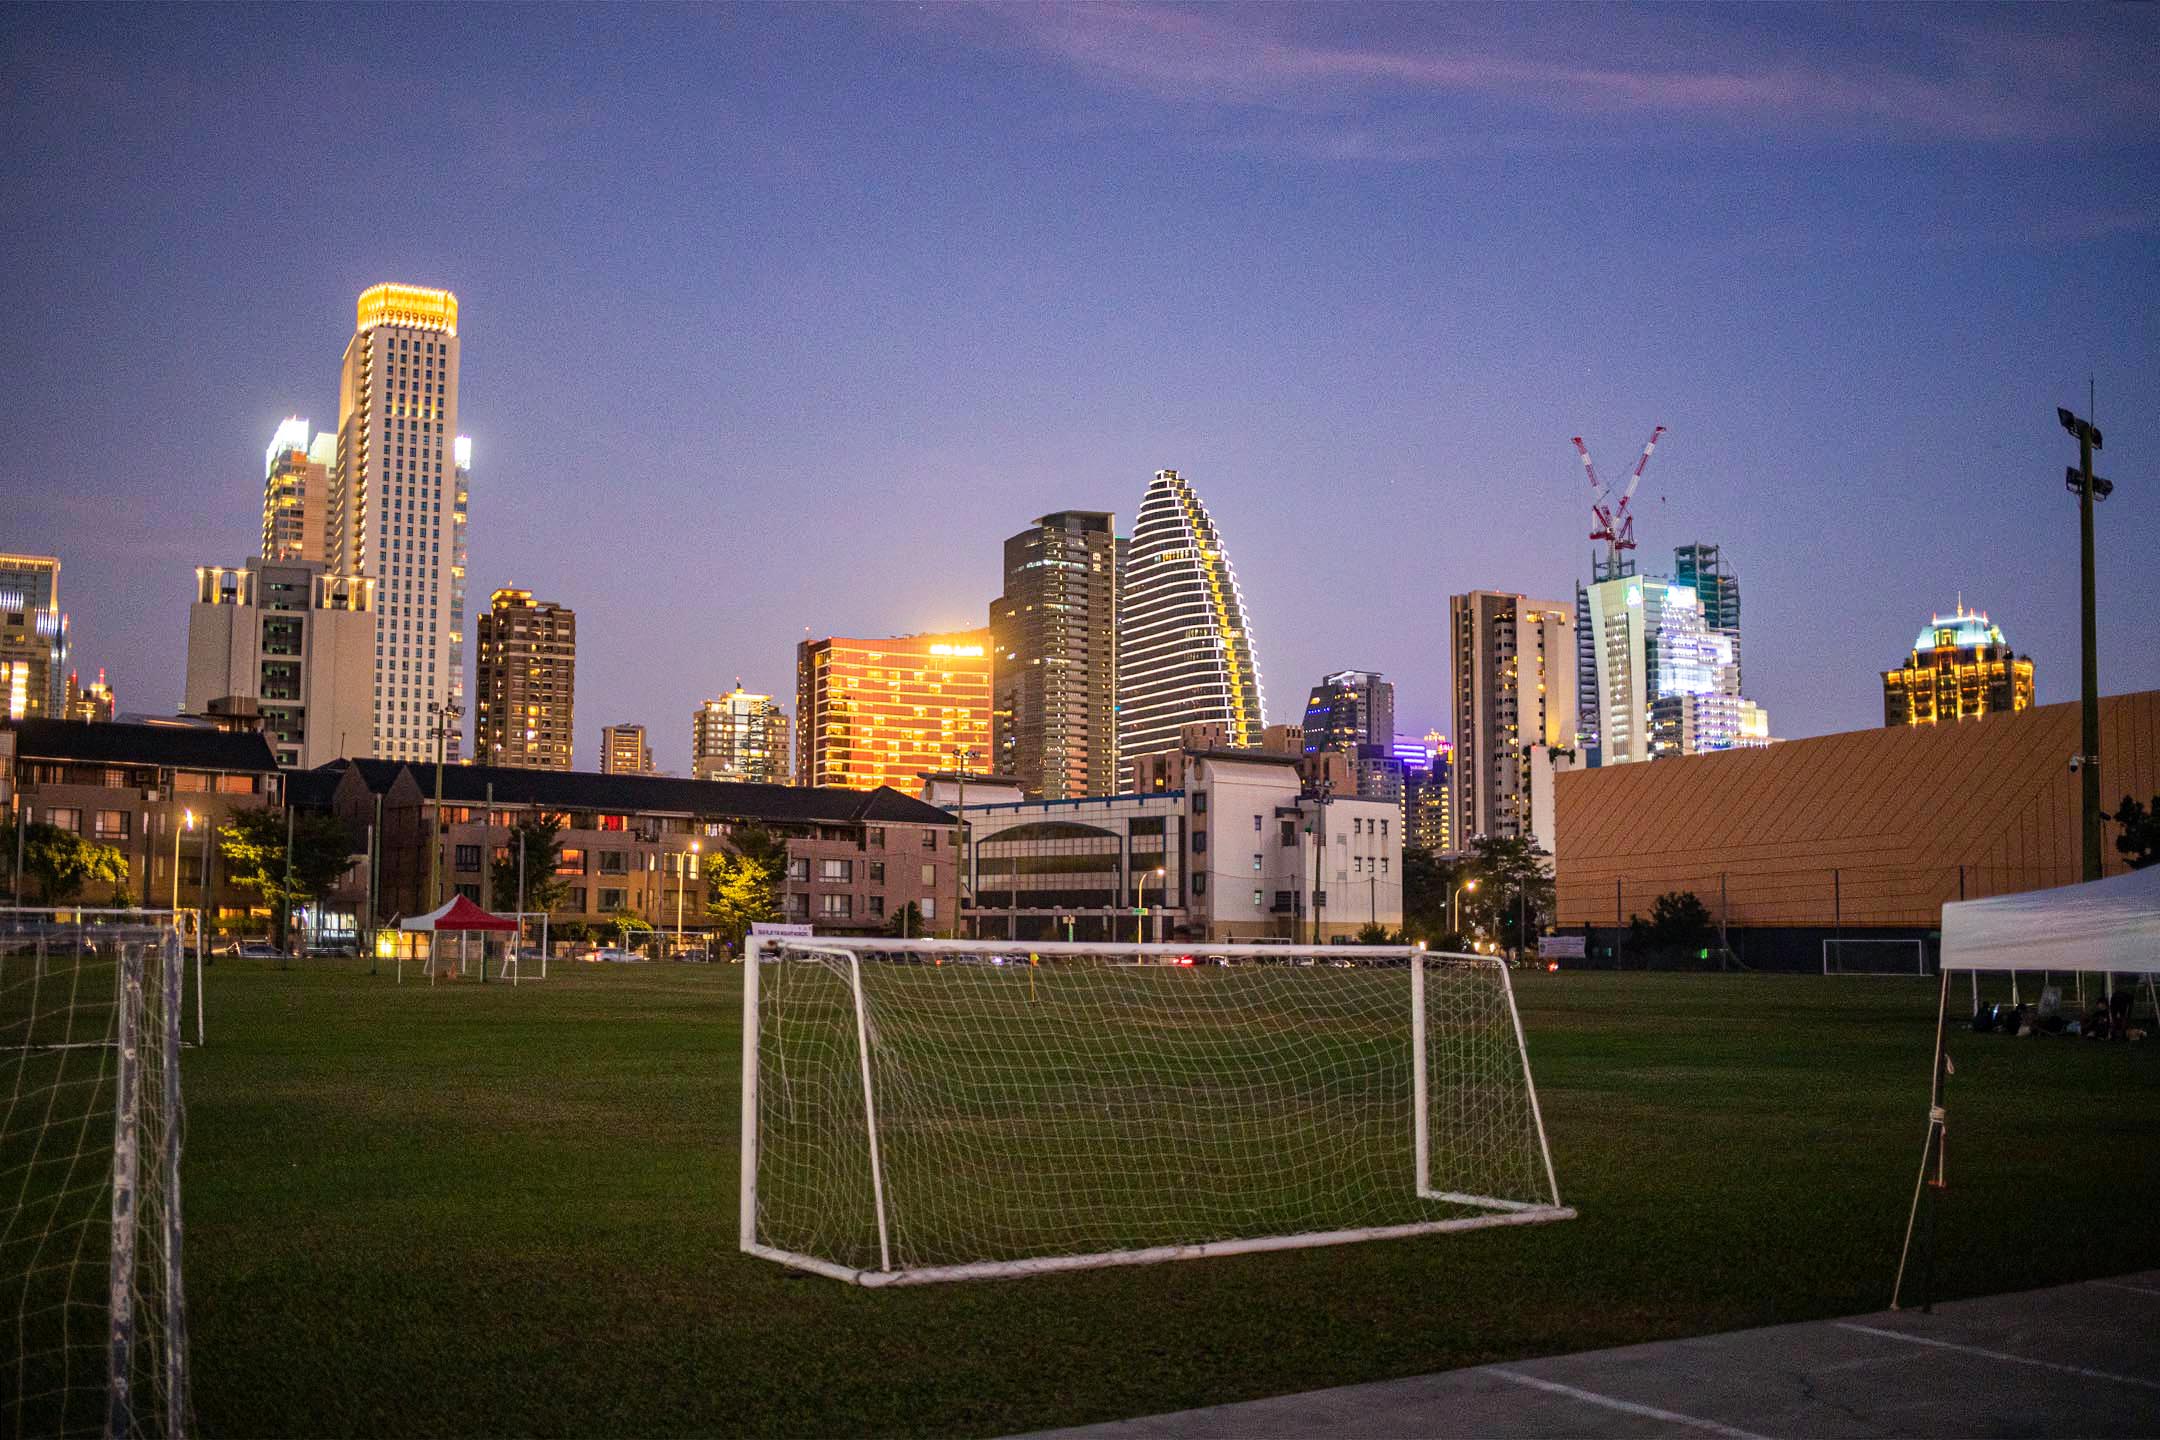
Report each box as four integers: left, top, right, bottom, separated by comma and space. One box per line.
742, 937, 1574, 1286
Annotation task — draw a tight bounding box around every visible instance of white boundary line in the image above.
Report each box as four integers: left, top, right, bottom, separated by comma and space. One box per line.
1835, 1322, 2160, 1392
1483, 1368, 1773, 1440
2089, 1279, 2160, 1297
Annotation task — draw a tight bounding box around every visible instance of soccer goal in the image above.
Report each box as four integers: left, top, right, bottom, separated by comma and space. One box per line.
1823, 938, 1927, 976
0, 911, 192, 1438
741, 938, 1573, 1286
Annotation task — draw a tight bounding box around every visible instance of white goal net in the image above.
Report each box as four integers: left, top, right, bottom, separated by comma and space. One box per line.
742, 939, 1572, 1286
1, 911, 191, 1438
1823, 938, 1927, 976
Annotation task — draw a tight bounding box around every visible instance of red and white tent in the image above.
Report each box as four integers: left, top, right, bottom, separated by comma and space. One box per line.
398, 895, 519, 934
396, 895, 519, 985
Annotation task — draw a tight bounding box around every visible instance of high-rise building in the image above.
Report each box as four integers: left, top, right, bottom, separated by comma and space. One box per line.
600, 722, 655, 775
261, 417, 337, 564
1450, 591, 1574, 848
1883, 606, 2034, 727
1117, 470, 1266, 785
326, 283, 463, 762
1584, 574, 1768, 764
1673, 543, 1740, 686
1301, 670, 1395, 759
186, 558, 375, 768
798, 632, 992, 792
692, 685, 792, 784
0, 553, 68, 721
449, 436, 471, 735
1403, 735, 1453, 854
63, 669, 115, 723
989, 510, 1119, 800
473, 589, 575, 770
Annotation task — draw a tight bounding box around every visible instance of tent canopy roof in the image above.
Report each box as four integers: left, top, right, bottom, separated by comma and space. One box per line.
1940, 866, 2160, 974
399, 895, 519, 933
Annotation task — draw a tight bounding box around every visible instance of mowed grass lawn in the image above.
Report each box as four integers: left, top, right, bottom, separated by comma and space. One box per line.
182, 959, 2158, 1437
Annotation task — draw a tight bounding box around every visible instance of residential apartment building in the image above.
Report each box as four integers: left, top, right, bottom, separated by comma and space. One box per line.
2, 719, 281, 921
1117, 470, 1266, 785
600, 722, 655, 775
321, 759, 957, 939
325, 283, 464, 762
692, 686, 791, 784
0, 553, 68, 721
1883, 606, 2035, 727
185, 557, 376, 769
474, 589, 576, 770
262, 416, 336, 564
1450, 591, 1575, 849
928, 742, 1401, 944
796, 632, 991, 792
988, 510, 1119, 800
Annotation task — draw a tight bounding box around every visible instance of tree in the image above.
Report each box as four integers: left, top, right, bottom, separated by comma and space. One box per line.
1399, 847, 1463, 946
2108, 793, 2159, 870
1461, 834, 1555, 957
3, 821, 129, 904
607, 909, 654, 951
1629, 890, 1713, 967
705, 850, 780, 954
218, 809, 356, 948
1353, 922, 1405, 945
727, 823, 790, 877
490, 815, 571, 913
882, 901, 926, 938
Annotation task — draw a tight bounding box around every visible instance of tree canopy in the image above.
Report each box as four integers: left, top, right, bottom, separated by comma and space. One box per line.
3, 821, 129, 905
490, 815, 571, 913
2108, 793, 2159, 871
218, 809, 356, 945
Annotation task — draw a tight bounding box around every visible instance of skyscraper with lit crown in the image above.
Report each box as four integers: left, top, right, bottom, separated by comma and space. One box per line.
1883, 605, 2034, 726
327, 283, 463, 761
1117, 470, 1265, 785
262, 417, 336, 564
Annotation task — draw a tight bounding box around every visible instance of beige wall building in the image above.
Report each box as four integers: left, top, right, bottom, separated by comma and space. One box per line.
692, 685, 790, 784
601, 722, 655, 775
1450, 590, 1575, 851
326, 283, 463, 763
186, 557, 375, 769
474, 589, 576, 770
262, 417, 336, 564
797, 632, 991, 792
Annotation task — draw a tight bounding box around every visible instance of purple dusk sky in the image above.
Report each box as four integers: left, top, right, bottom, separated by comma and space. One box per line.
3, 3, 2156, 775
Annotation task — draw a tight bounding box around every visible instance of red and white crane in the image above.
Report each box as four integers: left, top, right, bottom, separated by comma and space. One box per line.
1573, 424, 1666, 578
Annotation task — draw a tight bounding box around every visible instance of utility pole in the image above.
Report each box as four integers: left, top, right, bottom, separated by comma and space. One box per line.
426, 700, 463, 909
2057, 404, 2113, 884
951, 745, 976, 940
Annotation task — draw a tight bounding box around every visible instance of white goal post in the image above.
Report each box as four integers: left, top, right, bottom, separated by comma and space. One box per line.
741, 938, 1574, 1286
1, 910, 192, 1438
1823, 938, 1927, 976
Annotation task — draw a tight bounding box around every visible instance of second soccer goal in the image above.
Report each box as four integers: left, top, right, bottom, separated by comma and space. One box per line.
741, 939, 1573, 1285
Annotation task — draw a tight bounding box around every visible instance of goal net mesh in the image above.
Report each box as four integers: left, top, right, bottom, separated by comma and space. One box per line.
747, 942, 1566, 1283
1, 914, 191, 1439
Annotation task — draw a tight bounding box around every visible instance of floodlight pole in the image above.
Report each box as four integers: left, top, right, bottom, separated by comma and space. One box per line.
2057, 406, 2110, 884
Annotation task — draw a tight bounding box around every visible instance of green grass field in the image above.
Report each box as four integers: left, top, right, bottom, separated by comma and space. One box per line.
157, 959, 2159, 1436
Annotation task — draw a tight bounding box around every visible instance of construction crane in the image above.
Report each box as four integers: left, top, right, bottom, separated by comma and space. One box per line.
1573, 425, 1667, 581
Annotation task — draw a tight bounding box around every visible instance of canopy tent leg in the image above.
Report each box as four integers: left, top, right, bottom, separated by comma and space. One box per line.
1892, 968, 1952, 1312
1969, 971, 1979, 1017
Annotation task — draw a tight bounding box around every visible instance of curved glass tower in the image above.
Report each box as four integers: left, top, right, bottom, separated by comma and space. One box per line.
1117, 470, 1266, 784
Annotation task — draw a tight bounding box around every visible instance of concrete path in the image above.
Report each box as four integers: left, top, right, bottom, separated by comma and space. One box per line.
1024, 1272, 2160, 1438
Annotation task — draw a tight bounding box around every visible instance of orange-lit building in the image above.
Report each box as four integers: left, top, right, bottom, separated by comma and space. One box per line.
1883, 605, 2034, 727
796, 631, 992, 792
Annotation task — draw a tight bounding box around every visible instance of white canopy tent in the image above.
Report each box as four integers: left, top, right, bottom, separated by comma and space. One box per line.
1894, 865, 2159, 1311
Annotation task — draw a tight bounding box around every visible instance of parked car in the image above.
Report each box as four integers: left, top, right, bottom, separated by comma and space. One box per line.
582, 947, 646, 964
219, 940, 288, 960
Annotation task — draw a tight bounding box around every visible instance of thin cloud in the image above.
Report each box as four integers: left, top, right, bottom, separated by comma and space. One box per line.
932, 3, 2160, 149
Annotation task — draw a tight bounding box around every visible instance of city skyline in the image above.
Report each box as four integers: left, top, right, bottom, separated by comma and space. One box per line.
4, 5, 2157, 776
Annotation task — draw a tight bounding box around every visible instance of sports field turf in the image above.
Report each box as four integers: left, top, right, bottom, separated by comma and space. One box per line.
169, 959, 2155, 1436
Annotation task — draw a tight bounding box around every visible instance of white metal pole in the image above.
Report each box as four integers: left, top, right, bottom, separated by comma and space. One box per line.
1410, 951, 1430, 1198
847, 952, 894, 1274
160, 930, 189, 1437
739, 936, 762, 1253
108, 938, 144, 1439
1498, 958, 1562, 1208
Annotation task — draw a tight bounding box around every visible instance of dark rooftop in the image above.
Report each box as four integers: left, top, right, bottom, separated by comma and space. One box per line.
321, 758, 955, 827
7, 719, 280, 773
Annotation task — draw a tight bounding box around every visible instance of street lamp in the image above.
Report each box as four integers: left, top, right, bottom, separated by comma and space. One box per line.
172, 807, 195, 912
1147, 866, 1166, 945
675, 840, 700, 955
1450, 877, 1479, 937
